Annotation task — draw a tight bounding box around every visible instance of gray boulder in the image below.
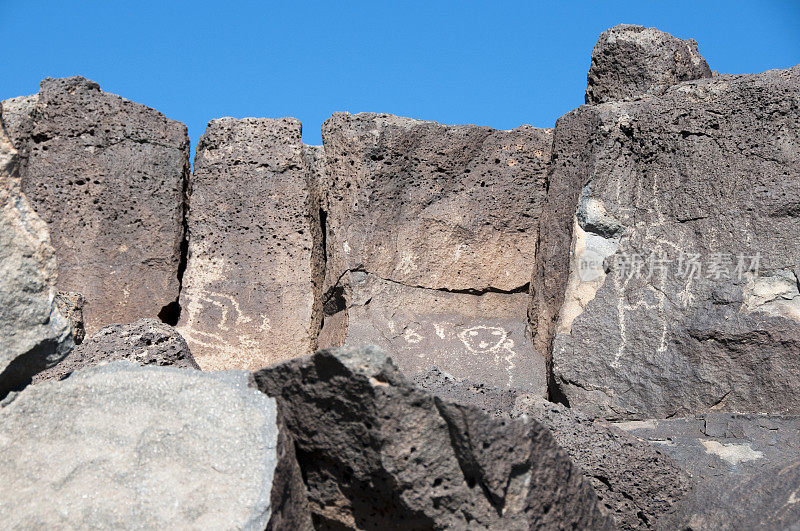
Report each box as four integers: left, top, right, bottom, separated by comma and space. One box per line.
177, 117, 323, 371
253, 346, 609, 529
532, 65, 800, 419
318, 113, 551, 395
33, 318, 199, 383
0, 362, 312, 529
616, 413, 800, 530
585, 24, 712, 104
1, 76, 189, 335
412, 367, 691, 530
0, 108, 72, 398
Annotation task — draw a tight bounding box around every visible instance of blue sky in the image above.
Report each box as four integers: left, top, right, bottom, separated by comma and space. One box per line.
2, 1, 799, 153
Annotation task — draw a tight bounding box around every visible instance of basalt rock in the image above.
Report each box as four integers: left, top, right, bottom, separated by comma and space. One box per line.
617, 413, 800, 530
0, 108, 72, 398
1, 76, 189, 335
253, 346, 609, 529
412, 367, 691, 530
318, 113, 551, 394
585, 24, 712, 104
177, 118, 323, 371
0, 362, 312, 529
534, 65, 800, 419
33, 318, 199, 384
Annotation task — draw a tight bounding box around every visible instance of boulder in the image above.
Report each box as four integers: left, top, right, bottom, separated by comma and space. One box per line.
532, 65, 800, 419
54, 291, 85, 344
616, 413, 800, 529
412, 368, 691, 530
0, 362, 312, 529
318, 113, 551, 394
1, 77, 189, 335
33, 318, 199, 384
253, 346, 609, 529
177, 117, 323, 371
585, 24, 712, 104
0, 108, 72, 398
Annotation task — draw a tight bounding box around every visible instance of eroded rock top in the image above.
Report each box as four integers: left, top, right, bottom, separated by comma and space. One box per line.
586, 24, 712, 104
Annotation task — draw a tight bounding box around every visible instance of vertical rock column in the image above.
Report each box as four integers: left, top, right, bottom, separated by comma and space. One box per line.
318, 113, 552, 394
1, 77, 189, 335
178, 118, 323, 371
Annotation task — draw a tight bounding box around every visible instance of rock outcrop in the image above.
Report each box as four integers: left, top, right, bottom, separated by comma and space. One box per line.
533, 64, 800, 419
177, 117, 323, 371
0, 362, 312, 529
318, 113, 551, 394
412, 367, 692, 529
617, 413, 800, 530
33, 318, 199, 383
585, 24, 712, 104
253, 346, 609, 529
1, 77, 189, 335
0, 108, 72, 398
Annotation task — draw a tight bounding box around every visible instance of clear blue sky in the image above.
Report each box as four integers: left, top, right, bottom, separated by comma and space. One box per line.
2, 1, 799, 153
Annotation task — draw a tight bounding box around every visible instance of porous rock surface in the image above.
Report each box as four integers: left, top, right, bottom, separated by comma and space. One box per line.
586, 24, 712, 104
617, 413, 800, 530
533, 65, 800, 419
253, 346, 609, 530
318, 113, 551, 394
1, 76, 189, 335
177, 117, 323, 371
0, 108, 72, 398
33, 318, 199, 384
412, 367, 691, 530
0, 362, 312, 530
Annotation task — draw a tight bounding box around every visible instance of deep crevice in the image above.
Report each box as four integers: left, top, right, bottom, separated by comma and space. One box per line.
158, 149, 191, 326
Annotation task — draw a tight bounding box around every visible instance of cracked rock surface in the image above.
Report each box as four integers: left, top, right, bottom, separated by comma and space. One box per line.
533, 65, 800, 419
318, 113, 551, 393
0, 362, 313, 529
253, 346, 609, 530
1, 76, 189, 335
177, 117, 323, 371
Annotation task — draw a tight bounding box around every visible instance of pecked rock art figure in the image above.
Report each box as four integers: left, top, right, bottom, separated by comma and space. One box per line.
317, 112, 552, 394
531, 26, 800, 419
177, 118, 323, 370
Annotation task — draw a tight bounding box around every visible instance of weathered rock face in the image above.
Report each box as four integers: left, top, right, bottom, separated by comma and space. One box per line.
318, 113, 551, 394
0, 109, 72, 398
412, 367, 692, 530
617, 413, 800, 530
585, 24, 712, 104
0, 362, 312, 529
1, 77, 189, 335
532, 65, 800, 419
54, 291, 85, 344
253, 346, 609, 529
177, 117, 323, 371
33, 318, 199, 383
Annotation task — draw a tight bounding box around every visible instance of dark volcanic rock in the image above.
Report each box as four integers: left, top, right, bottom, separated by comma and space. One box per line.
0, 108, 72, 398
0, 362, 312, 529
318, 113, 551, 395
54, 291, 85, 345
617, 414, 800, 530
253, 346, 609, 530
586, 24, 712, 104
412, 367, 691, 530
177, 117, 323, 371
33, 318, 199, 383
1, 76, 189, 335
532, 65, 800, 419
